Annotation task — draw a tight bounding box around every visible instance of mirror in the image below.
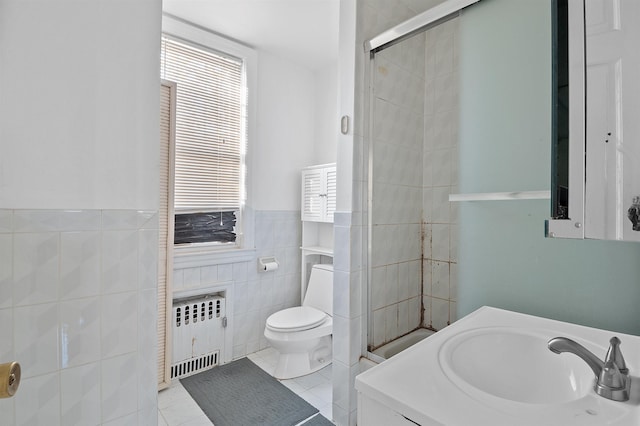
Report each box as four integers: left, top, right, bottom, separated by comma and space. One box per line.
549, 0, 640, 241
551, 0, 569, 220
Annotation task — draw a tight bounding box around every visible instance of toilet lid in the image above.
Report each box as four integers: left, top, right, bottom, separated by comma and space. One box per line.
266, 306, 328, 332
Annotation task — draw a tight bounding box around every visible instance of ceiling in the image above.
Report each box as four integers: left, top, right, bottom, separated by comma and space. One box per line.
162, 0, 341, 71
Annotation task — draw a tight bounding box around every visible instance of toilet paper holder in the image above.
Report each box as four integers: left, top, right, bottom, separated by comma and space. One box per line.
258, 256, 279, 272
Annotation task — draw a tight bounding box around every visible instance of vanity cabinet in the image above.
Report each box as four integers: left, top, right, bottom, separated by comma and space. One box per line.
358, 394, 428, 426
301, 163, 336, 223
548, 0, 640, 242
300, 163, 335, 303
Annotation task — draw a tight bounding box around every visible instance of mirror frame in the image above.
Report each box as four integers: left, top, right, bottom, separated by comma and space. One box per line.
547, 0, 585, 239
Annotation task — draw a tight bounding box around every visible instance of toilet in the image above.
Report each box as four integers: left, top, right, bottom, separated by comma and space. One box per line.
264, 264, 333, 379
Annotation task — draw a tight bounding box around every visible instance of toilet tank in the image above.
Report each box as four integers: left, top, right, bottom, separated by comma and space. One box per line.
302, 264, 333, 315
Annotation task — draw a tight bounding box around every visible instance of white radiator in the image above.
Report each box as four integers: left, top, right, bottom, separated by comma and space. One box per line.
171, 294, 227, 379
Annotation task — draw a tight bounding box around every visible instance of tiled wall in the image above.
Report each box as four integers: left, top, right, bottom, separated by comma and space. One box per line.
172, 210, 301, 360
331, 211, 362, 426
367, 9, 459, 347
422, 18, 459, 331
369, 33, 425, 348
330, 1, 443, 424
0, 209, 158, 426
334, 0, 458, 424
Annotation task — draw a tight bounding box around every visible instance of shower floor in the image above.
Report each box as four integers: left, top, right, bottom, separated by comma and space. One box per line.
372, 328, 435, 359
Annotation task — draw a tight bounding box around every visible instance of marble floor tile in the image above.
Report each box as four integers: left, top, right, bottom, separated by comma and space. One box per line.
158, 348, 334, 425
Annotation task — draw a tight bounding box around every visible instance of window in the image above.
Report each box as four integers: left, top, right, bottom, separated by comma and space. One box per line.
160, 33, 247, 247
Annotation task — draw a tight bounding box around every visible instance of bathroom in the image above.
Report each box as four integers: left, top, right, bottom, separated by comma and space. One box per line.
2, 0, 640, 426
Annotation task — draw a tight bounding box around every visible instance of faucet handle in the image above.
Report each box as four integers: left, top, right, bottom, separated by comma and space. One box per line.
605, 337, 628, 375
599, 360, 625, 389
596, 359, 630, 401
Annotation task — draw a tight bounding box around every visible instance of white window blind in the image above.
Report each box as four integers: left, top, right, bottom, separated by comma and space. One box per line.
160, 35, 245, 214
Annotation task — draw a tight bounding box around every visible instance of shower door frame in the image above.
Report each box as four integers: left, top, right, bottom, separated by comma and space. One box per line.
362, 0, 480, 360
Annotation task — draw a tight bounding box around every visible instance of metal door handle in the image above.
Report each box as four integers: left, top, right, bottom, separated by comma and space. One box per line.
0, 362, 20, 398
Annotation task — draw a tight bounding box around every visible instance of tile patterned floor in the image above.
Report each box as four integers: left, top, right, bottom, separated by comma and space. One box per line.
158, 348, 333, 426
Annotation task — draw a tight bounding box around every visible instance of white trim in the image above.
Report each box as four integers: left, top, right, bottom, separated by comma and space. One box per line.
173, 282, 232, 300
449, 190, 551, 202
301, 162, 337, 171
162, 14, 257, 251
173, 247, 256, 270
162, 14, 256, 63
158, 80, 177, 390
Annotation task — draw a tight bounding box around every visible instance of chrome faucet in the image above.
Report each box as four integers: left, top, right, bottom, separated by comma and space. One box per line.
548, 336, 631, 402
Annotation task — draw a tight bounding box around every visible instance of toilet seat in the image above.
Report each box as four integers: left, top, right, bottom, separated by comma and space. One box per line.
266, 306, 328, 332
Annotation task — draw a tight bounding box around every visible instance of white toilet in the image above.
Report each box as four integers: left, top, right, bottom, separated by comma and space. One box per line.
264, 264, 333, 379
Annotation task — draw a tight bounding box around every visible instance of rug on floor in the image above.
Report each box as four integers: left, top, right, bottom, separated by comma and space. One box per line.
180, 357, 319, 426
301, 413, 335, 425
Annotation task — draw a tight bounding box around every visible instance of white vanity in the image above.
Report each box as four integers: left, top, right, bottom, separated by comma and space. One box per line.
356, 307, 640, 425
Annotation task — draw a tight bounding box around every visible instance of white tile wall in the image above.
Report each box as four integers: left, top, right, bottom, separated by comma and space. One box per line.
341, 1, 453, 424
423, 18, 459, 330
60, 362, 101, 425
172, 210, 302, 360
15, 303, 59, 377
101, 291, 138, 358
13, 232, 59, 306
332, 211, 363, 426
369, 26, 425, 349
101, 353, 139, 423
15, 372, 60, 426
60, 297, 101, 368
59, 231, 101, 300
0, 234, 12, 309
0, 209, 158, 426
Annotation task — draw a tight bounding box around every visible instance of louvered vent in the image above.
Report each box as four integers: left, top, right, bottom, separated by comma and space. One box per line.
302, 169, 323, 221
325, 168, 337, 220
171, 352, 219, 379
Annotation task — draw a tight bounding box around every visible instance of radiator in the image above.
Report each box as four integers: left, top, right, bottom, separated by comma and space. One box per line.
171, 294, 227, 379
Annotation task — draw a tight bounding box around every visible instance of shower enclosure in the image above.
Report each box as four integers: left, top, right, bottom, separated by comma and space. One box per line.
364, 2, 470, 357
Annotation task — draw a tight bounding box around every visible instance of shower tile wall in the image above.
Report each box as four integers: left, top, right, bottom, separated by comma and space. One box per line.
370, 33, 426, 348
368, 15, 460, 347
422, 18, 459, 331
172, 210, 301, 359
0, 209, 158, 426
333, 1, 449, 424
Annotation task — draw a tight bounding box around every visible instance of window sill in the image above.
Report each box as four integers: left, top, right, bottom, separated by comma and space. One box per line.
173, 245, 256, 269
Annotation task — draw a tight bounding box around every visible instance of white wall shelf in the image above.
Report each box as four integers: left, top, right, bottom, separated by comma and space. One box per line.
300, 163, 335, 304
300, 245, 334, 256
449, 190, 550, 202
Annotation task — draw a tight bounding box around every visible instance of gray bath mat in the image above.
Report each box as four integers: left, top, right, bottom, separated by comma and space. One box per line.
301, 413, 334, 425
180, 357, 319, 426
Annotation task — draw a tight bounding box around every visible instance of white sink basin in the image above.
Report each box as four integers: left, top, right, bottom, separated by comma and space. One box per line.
356, 307, 640, 425
439, 327, 596, 404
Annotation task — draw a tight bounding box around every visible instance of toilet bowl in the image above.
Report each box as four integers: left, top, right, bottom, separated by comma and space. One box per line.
264, 264, 333, 379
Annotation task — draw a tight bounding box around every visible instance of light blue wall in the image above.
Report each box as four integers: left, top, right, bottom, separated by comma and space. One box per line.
457, 0, 640, 335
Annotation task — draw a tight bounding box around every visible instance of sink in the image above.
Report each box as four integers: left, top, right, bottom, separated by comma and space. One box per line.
439, 327, 597, 404
356, 307, 640, 425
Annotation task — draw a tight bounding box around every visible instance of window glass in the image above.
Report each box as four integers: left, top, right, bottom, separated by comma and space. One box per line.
160, 35, 246, 245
